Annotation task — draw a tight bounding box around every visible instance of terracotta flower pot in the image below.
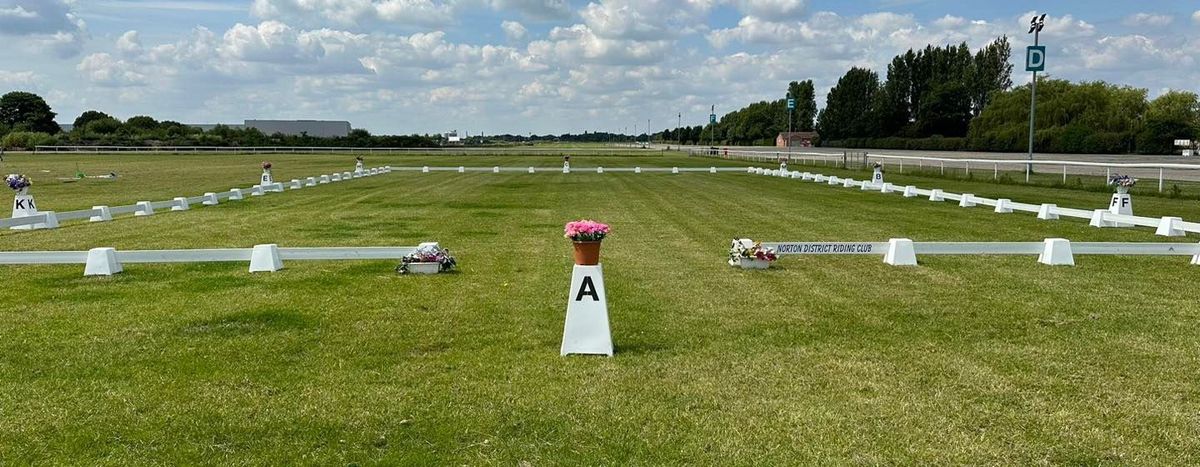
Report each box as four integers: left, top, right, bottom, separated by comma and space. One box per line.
572, 241, 602, 265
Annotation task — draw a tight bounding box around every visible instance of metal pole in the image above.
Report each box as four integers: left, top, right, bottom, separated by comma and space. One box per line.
1160, 168, 1164, 192
1026, 29, 1039, 183
1062, 165, 1066, 183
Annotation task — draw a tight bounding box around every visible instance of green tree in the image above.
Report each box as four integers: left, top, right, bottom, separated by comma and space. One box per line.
73, 110, 114, 130
1137, 91, 1200, 154
124, 115, 160, 131
0, 91, 60, 134
791, 80, 817, 131
969, 36, 1013, 116
85, 117, 123, 135
817, 67, 880, 140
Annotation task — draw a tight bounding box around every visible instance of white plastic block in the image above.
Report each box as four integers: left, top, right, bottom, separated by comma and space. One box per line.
672, 167, 679, 174
422, 166, 430, 173
880, 183, 895, 193
597, 167, 604, 173
290, 179, 302, 189
318, 175, 330, 184
89, 205, 113, 222
306, 177, 317, 186
883, 238, 918, 266
271, 183, 285, 192
202, 193, 219, 206
746, 167, 754, 173
343, 172, 352, 179
561, 264, 614, 357
828, 176, 840, 185
1192, 243, 1200, 265
250, 185, 265, 196
1089, 209, 1115, 228
994, 198, 1012, 213
802, 172, 813, 180
248, 244, 283, 272
171, 197, 189, 211
929, 189, 944, 201
1038, 238, 1075, 266
1155, 217, 1185, 237
135, 201, 154, 216
634, 167, 641, 174
459, 166, 466, 173
1037, 204, 1059, 220
790, 171, 802, 179
710, 167, 717, 173
958, 194, 976, 207
229, 188, 245, 200
41, 211, 59, 229
860, 181, 872, 190
84, 247, 123, 276
331, 173, 341, 181
903, 186, 918, 197
528, 167, 536, 173
493, 166, 500, 173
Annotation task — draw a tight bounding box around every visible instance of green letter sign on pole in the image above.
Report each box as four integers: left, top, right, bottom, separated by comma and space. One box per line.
1025, 46, 1046, 72
1025, 13, 1046, 182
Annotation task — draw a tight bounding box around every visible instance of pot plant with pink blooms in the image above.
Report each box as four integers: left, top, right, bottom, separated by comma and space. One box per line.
564, 219, 610, 265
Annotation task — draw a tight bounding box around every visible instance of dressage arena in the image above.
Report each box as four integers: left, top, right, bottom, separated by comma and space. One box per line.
3, 151, 1200, 463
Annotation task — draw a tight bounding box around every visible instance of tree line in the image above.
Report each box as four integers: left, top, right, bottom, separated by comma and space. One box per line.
0, 92, 441, 150
706, 36, 1199, 154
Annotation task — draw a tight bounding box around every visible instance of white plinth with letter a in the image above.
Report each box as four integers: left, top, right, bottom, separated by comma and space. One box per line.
561, 264, 613, 357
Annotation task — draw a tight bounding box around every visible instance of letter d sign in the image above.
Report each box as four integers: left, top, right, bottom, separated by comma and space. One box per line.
1026, 46, 1046, 72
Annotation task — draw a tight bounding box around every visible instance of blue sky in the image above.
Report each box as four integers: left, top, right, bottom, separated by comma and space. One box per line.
2, 0, 1199, 135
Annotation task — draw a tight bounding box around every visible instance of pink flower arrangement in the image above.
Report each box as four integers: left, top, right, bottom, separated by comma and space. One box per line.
564, 219, 610, 242
262, 161, 272, 170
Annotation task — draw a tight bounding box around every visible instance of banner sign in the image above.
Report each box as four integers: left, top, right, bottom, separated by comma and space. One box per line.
764, 242, 887, 255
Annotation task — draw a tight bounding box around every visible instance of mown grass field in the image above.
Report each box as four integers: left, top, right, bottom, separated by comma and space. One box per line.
2, 152, 1199, 464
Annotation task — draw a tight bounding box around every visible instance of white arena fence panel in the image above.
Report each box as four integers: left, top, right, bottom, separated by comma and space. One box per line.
0, 244, 422, 276
392, 166, 746, 173
696, 147, 1200, 190
759, 238, 1200, 267
748, 166, 1200, 237
1, 166, 391, 231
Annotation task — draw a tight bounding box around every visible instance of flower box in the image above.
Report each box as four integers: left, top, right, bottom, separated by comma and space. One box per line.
396, 243, 456, 275
735, 257, 771, 269
406, 262, 441, 274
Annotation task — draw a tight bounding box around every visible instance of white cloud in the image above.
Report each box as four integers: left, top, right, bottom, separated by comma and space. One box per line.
25, 5, 1200, 135
730, 0, 807, 20
76, 53, 147, 86
580, 0, 713, 40
501, 20, 528, 42
0, 69, 39, 87
1075, 34, 1193, 71
1123, 13, 1172, 27
0, 0, 87, 57
489, 0, 571, 20
249, 0, 456, 27
529, 24, 671, 65
116, 30, 142, 56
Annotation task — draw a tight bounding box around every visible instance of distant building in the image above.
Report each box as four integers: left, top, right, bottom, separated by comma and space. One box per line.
244, 120, 351, 138
776, 131, 818, 148
443, 131, 463, 145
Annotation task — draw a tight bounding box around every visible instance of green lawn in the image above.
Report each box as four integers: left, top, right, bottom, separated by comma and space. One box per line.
1, 153, 1199, 464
